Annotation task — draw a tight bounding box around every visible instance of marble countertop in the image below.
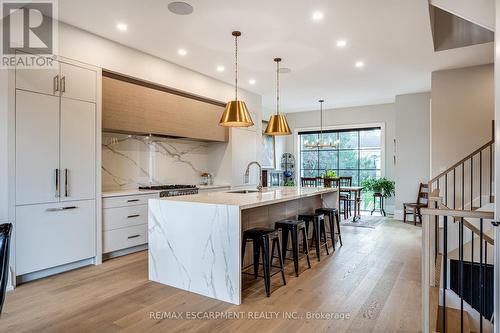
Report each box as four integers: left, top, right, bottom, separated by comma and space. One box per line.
102, 184, 232, 198
102, 189, 162, 198
155, 186, 337, 210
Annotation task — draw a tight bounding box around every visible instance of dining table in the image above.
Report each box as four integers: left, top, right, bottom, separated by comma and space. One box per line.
339, 186, 364, 222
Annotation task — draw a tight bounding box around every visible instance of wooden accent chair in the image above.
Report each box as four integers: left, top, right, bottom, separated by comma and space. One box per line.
301, 177, 318, 187
403, 183, 429, 225
339, 176, 353, 219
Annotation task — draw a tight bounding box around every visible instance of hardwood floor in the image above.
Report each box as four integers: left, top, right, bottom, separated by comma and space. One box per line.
1, 219, 422, 333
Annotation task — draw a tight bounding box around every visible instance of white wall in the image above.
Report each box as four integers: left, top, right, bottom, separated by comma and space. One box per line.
394, 92, 431, 220
431, 64, 494, 177
0, 69, 8, 223
284, 103, 396, 212
57, 22, 262, 187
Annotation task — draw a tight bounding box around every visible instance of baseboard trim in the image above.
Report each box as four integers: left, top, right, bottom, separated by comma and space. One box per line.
103, 244, 148, 261
16, 257, 95, 285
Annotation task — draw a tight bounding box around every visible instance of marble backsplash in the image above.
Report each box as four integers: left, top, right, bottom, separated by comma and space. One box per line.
102, 132, 211, 190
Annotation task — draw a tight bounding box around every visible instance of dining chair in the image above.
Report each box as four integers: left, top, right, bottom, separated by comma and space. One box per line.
301, 177, 318, 187
0, 223, 12, 316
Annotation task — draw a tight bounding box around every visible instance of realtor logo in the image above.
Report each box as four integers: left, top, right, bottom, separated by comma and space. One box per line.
1, 1, 57, 68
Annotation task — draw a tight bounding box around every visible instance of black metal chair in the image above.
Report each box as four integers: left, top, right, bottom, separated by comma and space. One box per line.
0, 223, 13, 316
298, 213, 329, 261
274, 219, 311, 277
315, 207, 343, 248
241, 227, 286, 297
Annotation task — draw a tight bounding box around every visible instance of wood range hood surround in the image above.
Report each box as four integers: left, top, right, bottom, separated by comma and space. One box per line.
102, 71, 229, 142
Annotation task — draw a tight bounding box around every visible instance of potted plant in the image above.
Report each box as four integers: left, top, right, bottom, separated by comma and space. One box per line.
321, 169, 337, 179
361, 177, 395, 198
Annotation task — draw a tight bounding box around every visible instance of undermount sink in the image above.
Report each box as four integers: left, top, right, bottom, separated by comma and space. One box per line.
227, 189, 259, 194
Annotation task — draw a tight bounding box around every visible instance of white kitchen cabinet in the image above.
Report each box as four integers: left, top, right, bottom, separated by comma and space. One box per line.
15, 61, 61, 96
60, 63, 97, 103
15, 90, 60, 205
14, 58, 99, 278
102, 193, 157, 255
60, 98, 96, 201
16, 200, 96, 275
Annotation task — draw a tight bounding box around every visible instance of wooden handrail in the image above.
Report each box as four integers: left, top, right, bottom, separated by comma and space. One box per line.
421, 207, 494, 219
427, 200, 495, 245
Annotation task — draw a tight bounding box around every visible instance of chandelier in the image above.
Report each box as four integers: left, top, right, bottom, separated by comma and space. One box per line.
303, 99, 340, 148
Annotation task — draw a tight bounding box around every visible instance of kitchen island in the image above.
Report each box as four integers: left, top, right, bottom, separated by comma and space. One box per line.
148, 186, 338, 305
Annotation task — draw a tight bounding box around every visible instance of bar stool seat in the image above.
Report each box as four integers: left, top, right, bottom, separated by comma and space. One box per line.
241, 227, 286, 297
315, 207, 343, 248
297, 213, 329, 261
274, 219, 311, 277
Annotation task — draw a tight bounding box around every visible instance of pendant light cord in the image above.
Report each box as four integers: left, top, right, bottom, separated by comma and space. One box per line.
234, 34, 238, 101
276, 60, 280, 115
320, 100, 323, 141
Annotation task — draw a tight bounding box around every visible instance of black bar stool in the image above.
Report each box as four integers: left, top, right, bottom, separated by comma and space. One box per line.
241, 228, 286, 297
274, 219, 311, 277
315, 207, 343, 248
298, 213, 329, 261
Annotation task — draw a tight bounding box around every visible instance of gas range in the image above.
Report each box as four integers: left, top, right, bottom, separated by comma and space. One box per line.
138, 184, 199, 197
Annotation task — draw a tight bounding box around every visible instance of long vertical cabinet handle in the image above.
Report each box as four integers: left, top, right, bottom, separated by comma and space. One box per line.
55, 169, 59, 197
64, 168, 69, 197
61, 76, 66, 93
53, 75, 59, 93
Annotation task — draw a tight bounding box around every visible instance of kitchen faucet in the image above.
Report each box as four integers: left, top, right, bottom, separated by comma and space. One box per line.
244, 161, 263, 192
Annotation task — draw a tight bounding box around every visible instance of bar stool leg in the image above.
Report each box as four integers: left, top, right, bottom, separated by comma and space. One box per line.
253, 238, 260, 279
335, 211, 343, 246
275, 237, 286, 285
261, 236, 271, 297
302, 227, 312, 268
313, 218, 321, 261
328, 212, 335, 250
280, 227, 289, 265
320, 218, 329, 255
290, 226, 299, 277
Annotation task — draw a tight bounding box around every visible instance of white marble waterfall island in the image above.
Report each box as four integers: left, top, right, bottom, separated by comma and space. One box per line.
148, 186, 338, 305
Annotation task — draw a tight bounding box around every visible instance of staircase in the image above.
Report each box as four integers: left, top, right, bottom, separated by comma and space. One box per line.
422, 122, 496, 333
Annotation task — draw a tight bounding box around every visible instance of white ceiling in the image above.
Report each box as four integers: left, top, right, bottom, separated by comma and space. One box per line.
58, 0, 494, 113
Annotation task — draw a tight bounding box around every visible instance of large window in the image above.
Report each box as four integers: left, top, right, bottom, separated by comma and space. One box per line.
299, 127, 382, 210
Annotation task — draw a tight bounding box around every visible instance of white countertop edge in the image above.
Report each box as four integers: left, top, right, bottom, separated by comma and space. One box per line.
153, 187, 338, 210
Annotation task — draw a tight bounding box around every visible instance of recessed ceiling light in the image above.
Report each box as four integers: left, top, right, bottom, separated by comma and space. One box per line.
355, 61, 365, 68
279, 68, 292, 74
116, 23, 128, 31
168, 2, 194, 15
312, 11, 324, 21
336, 39, 347, 48
249, 79, 256, 85
177, 48, 187, 56
216, 65, 225, 72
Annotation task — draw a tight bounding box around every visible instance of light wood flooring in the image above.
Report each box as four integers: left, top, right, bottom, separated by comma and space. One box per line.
0, 219, 422, 333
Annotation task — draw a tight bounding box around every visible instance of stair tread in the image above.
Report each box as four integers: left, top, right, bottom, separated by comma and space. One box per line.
437, 306, 471, 333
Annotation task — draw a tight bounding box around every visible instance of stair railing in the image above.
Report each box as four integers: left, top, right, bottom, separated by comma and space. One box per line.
428, 120, 495, 212
422, 202, 494, 333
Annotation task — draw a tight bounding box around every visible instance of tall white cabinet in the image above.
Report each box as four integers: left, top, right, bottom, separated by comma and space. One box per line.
14, 59, 99, 277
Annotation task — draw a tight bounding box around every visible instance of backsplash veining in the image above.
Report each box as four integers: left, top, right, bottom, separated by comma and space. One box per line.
102, 132, 210, 190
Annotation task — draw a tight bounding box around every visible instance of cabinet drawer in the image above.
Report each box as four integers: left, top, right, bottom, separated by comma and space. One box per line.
16, 200, 96, 275
103, 205, 148, 231
102, 193, 158, 209
103, 224, 148, 253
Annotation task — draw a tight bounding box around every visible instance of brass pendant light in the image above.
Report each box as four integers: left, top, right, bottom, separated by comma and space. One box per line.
219, 31, 254, 127
264, 58, 291, 136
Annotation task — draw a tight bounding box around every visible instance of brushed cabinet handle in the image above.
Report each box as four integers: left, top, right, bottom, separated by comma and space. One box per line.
61, 76, 66, 93
127, 234, 140, 239
46, 206, 78, 212
55, 169, 59, 197
64, 168, 69, 197
127, 214, 140, 218
127, 199, 140, 203
53, 75, 59, 93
